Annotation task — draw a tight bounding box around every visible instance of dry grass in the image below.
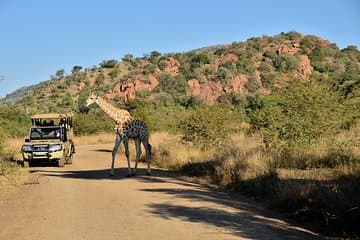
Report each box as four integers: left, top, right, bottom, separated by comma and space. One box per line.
150, 132, 213, 169
150, 132, 269, 185
73, 133, 115, 145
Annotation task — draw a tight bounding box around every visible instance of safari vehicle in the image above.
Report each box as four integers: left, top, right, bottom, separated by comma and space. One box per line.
22, 113, 75, 167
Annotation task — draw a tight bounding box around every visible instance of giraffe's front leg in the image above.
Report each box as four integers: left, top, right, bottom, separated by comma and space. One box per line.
111, 134, 122, 176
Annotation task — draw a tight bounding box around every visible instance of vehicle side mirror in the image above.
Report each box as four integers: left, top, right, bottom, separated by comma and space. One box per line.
24, 138, 30, 143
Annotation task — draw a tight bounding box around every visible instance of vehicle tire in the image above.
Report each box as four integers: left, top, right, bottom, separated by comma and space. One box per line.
58, 157, 65, 167
23, 160, 30, 168
66, 153, 73, 165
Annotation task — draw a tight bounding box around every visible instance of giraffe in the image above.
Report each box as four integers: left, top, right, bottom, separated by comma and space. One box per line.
86, 93, 152, 177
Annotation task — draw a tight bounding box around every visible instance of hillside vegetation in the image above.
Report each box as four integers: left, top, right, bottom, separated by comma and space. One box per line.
1, 31, 359, 237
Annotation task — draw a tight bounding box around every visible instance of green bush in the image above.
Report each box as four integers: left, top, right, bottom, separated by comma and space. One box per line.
180, 105, 240, 149
273, 54, 300, 72
247, 81, 344, 149
73, 109, 114, 135
0, 106, 30, 137
100, 59, 118, 68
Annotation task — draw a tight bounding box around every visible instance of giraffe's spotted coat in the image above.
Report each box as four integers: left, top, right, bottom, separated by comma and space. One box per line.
86, 93, 151, 176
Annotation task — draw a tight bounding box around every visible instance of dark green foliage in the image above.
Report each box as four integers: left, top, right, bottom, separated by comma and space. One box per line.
190, 52, 211, 69
108, 70, 118, 79
122, 53, 134, 62
336, 62, 360, 95
149, 51, 162, 63
143, 63, 157, 74
245, 76, 260, 93
77, 88, 90, 113
236, 58, 255, 74
156, 73, 187, 100
216, 67, 234, 84
55, 69, 65, 79
273, 54, 300, 72
0, 125, 6, 153
58, 93, 74, 109
247, 81, 344, 149
180, 105, 241, 149
71, 65, 83, 74
73, 109, 114, 135
99, 59, 118, 68
0, 105, 30, 137
130, 104, 187, 133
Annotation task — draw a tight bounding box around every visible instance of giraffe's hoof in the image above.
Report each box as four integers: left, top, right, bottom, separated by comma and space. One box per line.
131, 172, 136, 177
127, 173, 132, 178
146, 172, 151, 176
109, 173, 114, 177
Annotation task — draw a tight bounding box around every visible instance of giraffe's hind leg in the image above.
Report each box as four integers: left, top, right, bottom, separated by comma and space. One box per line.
142, 137, 151, 176
133, 138, 142, 176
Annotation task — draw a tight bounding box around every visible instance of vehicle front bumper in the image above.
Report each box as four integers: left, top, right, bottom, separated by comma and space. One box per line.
22, 150, 63, 161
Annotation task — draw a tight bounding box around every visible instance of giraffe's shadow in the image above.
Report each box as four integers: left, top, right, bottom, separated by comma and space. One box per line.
29, 167, 168, 180
92, 149, 113, 153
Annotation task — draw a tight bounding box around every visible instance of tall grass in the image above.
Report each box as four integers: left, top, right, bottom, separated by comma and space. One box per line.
150, 129, 359, 237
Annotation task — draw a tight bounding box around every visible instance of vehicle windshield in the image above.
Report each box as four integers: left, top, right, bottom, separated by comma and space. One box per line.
30, 126, 62, 140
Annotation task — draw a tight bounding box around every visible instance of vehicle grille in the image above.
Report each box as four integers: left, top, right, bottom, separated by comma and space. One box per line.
32, 145, 49, 152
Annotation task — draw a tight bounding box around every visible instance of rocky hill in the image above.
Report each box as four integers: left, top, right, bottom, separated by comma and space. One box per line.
2, 31, 360, 112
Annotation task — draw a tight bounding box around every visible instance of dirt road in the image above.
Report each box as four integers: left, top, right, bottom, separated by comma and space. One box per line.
0, 144, 319, 240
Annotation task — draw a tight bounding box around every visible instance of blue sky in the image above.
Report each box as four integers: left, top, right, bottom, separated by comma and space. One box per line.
0, 0, 359, 98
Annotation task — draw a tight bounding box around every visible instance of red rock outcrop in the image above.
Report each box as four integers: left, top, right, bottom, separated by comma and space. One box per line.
187, 74, 249, 103
106, 74, 160, 102
161, 57, 180, 76
231, 75, 248, 93
215, 53, 239, 68
296, 55, 313, 79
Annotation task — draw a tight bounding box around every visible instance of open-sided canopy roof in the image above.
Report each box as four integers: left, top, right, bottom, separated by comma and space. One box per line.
31, 113, 73, 120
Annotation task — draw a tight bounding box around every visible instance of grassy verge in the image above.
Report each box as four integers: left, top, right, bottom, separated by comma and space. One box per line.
150, 131, 360, 238
0, 147, 27, 200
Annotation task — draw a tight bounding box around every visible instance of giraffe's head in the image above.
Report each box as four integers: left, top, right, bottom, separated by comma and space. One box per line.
86, 92, 99, 107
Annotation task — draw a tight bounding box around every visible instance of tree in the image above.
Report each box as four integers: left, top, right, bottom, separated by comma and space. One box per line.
149, 51, 162, 63
122, 54, 134, 62
99, 60, 118, 68
55, 69, 65, 79
71, 66, 83, 74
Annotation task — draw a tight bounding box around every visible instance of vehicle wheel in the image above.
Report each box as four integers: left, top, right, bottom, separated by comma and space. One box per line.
58, 157, 65, 167
66, 153, 73, 165
23, 160, 30, 168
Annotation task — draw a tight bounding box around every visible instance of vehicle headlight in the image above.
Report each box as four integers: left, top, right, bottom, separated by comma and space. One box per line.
49, 144, 62, 152
22, 145, 33, 152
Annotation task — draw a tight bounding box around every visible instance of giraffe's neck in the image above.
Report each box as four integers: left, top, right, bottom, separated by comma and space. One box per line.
96, 97, 133, 125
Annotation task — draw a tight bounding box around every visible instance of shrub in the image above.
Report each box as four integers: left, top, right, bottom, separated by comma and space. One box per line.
180, 105, 240, 149
0, 106, 30, 137
190, 52, 211, 69
100, 59, 118, 68
247, 81, 344, 150
273, 54, 300, 72
73, 109, 114, 135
